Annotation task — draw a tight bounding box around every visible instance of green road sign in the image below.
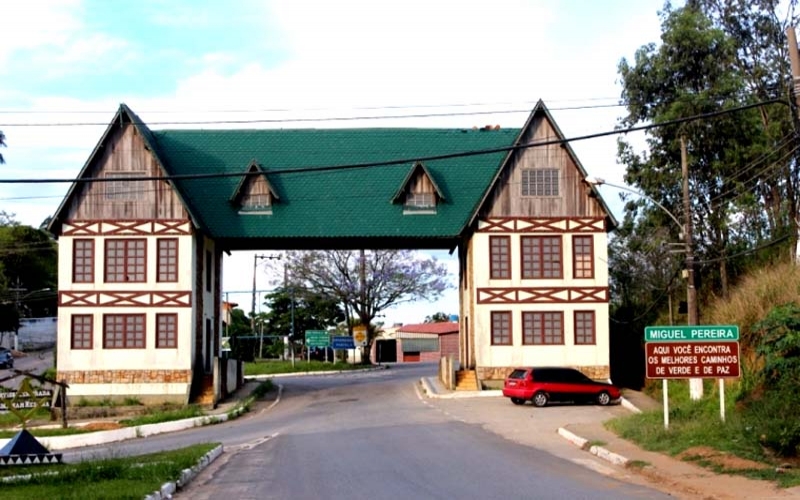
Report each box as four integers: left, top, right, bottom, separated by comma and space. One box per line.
644, 325, 739, 342
305, 330, 330, 348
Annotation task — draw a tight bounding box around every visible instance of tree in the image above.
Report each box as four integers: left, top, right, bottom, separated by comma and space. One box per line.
276, 250, 451, 349
617, 3, 782, 299
0, 130, 5, 164
425, 312, 451, 323
260, 287, 345, 339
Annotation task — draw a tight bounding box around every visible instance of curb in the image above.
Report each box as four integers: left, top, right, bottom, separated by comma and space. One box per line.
246, 365, 388, 380
419, 377, 501, 399
557, 427, 630, 467
144, 443, 223, 500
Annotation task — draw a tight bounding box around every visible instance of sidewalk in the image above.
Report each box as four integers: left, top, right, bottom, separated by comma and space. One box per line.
419, 377, 800, 499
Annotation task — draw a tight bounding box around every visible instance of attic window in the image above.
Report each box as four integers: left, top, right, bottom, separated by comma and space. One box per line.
240, 192, 272, 214
521, 168, 559, 197
404, 192, 436, 214
105, 171, 146, 201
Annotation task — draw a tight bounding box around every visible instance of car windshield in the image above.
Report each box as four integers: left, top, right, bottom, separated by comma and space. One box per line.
508, 369, 528, 380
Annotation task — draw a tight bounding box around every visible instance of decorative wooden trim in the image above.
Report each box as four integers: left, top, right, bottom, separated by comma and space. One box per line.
476, 286, 608, 304
476, 217, 606, 233
62, 219, 192, 236
57, 369, 192, 385
59, 290, 192, 307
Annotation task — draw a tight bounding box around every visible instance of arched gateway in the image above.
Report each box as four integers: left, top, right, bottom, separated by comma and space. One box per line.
48, 101, 616, 405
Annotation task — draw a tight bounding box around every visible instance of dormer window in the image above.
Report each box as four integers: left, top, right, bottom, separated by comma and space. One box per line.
392, 162, 444, 215
230, 160, 280, 215
241, 192, 273, 213
405, 192, 436, 213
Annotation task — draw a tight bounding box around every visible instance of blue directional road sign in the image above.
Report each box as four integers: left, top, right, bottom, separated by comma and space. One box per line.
331, 336, 355, 349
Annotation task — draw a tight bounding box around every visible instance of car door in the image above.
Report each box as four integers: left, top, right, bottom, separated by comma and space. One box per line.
542, 368, 570, 403
565, 369, 595, 402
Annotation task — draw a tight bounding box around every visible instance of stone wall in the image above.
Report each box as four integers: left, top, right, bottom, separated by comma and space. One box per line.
477, 365, 611, 381
57, 369, 192, 384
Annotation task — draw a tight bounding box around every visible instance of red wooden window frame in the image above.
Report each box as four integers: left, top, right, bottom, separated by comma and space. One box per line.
105, 239, 146, 283
156, 313, 178, 348
522, 311, 564, 345
157, 238, 179, 283
572, 235, 594, 279
71, 314, 93, 349
491, 311, 512, 345
574, 311, 596, 345
103, 314, 145, 349
521, 236, 562, 279
489, 236, 511, 279
72, 239, 95, 283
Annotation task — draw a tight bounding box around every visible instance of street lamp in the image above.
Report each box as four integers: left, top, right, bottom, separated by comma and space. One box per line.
585, 176, 702, 400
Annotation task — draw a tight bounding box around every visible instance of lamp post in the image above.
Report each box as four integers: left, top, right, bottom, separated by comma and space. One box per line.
585, 175, 703, 400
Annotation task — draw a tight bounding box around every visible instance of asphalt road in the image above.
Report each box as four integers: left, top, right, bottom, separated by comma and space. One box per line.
61, 363, 670, 499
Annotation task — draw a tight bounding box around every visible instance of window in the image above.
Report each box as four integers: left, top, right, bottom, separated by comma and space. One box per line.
522, 311, 564, 345
71, 315, 93, 349
404, 192, 436, 212
241, 192, 271, 212
156, 313, 178, 348
491, 311, 512, 345
205, 250, 213, 292
103, 314, 145, 349
521, 236, 562, 279
574, 311, 596, 345
521, 168, 559, 196
73, 239, 94, 283
104, 171, 146, 200
490, 236, 511, 279
573, 235, 594, 279
105, 239, 146, 282
157, 239, 178, 282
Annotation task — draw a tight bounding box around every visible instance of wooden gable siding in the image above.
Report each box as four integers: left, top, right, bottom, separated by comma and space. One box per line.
407, 172, 436, 194
481, 115, 605, 218
243, 175, 273, 203
65, 124, 189, 221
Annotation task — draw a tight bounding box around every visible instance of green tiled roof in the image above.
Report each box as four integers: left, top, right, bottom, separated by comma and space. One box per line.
150, 127, 518, 247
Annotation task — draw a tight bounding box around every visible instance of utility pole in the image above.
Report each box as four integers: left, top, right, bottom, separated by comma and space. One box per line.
682, 136, 702, 400
9, 279, 26, 352
251, 253, 280, 356
785, 26, 800, 263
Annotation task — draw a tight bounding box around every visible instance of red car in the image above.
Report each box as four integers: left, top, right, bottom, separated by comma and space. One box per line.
502, 367, 620, 407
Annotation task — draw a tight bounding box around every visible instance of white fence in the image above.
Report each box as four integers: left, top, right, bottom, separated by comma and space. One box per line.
0, 317, 57, 351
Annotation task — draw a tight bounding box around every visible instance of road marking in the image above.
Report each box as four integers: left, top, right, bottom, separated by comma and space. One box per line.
226, 433, 280, 452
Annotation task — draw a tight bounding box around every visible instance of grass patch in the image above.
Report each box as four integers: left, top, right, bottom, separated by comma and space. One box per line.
587, 440, 607, 447
244, 359, 372, 376
0, 442, 219, 499
251, 380, 275, 399
606, 379, 800, 488
119, 405, 204, 427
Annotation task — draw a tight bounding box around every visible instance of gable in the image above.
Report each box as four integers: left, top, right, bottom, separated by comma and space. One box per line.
48, 105, 196, 236
474, 101, 616, 227
230, 162, 280, 214
391, 162, 445, 213
56, 122, 189, 225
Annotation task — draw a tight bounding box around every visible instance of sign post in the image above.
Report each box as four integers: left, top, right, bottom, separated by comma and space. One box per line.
644, 325, 740, 428
305, 330, 330, 362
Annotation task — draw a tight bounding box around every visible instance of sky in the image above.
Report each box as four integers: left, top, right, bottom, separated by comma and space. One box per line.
0, 0, 669, 326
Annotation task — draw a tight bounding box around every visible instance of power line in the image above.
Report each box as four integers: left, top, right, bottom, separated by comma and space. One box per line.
0, 104, 625, 128
0, 98, 786, 186
0, 97, 622, 116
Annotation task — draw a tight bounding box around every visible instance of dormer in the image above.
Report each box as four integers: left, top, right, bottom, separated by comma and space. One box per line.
392, 162, 445, 215
230, 161, 280, 214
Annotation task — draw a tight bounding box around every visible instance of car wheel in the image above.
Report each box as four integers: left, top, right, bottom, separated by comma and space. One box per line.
532, 391, 548, 407
510, 398, 525, 405
596, 391, 611, 406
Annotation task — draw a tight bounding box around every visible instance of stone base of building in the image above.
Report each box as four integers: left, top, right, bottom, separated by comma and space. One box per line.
477, 365, 611, 381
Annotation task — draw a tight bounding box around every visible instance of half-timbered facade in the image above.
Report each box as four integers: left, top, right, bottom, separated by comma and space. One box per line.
49, 100, 615, 403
